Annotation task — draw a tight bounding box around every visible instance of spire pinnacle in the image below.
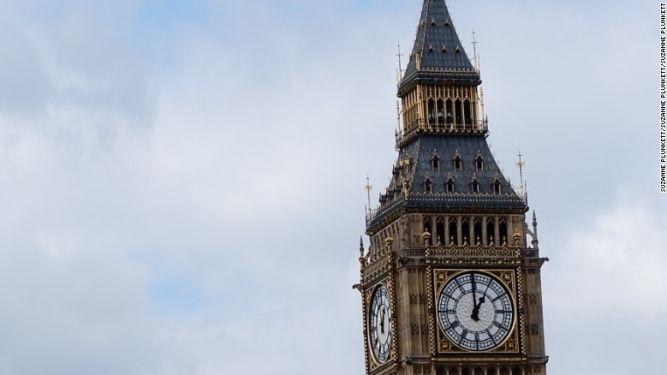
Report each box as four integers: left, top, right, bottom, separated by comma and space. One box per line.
531, 211, 539, 247
396, 41, 404, 79
398, 0, 480, 96
472, 29, 479, 70
516, 152, 528, 203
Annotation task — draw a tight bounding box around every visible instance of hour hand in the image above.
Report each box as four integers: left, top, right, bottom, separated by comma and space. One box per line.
471, 296, 485, 321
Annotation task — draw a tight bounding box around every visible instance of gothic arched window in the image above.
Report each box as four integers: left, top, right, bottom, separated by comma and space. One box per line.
461, 219, 470, 245
446, 100, 453, 125
499, 219, 508, 245
453, 156, 462, 171
487, 220, 495, 245
446, 178, 455, 193
455, 99, 463, 126
464, 100, 472, 127
474, 219, 483, 246
432, 154, 440, 170
471, 179, 480, 193
436, 218, 445, 245
424, 178, 433, 192
437, 99, 445, 125
428, 99, 436, 124
449, 220, 458, 245
475, 156, 484, 171
493, 180, 502, 194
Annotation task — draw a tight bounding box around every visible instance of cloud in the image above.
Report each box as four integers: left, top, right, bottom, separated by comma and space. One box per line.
548, 196, 667, 319
544, 195, 666, 374
0, 0, 659, 374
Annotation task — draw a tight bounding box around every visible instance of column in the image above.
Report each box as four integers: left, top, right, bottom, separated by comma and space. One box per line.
482, 217, 488, 246
444, 215, 450, 246
457, 216, 463, 246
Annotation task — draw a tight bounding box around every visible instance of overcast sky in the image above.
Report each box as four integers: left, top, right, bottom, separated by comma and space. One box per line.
0, 0, 663, 374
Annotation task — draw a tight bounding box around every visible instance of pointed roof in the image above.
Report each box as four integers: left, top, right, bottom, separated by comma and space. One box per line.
366, 135, 526, 233
398, 0, 480, 96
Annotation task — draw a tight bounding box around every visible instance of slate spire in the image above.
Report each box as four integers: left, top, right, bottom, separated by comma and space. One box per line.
399, 0, 480, 96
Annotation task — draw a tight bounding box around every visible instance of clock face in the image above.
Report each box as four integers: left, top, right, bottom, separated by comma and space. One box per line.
369, 285, 392, 363
437, 272, 514, 351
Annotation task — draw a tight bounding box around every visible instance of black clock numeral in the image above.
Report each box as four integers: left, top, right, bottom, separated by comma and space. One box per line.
486, 329, 497, 345
493, 321, 509, 331
455, 278, 466, 293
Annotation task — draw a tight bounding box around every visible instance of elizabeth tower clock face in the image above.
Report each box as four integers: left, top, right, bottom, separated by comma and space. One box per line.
369, 285, 392, 363
437, 272, 514, 351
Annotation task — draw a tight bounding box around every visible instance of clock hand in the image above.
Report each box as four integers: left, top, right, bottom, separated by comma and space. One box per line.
470, 273, 478, 321
471, 296, 486, 321
380, 309, 385, 334
471, 273, 477, 304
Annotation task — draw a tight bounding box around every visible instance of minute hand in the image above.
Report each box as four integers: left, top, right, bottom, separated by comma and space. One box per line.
470, 274, 479, 321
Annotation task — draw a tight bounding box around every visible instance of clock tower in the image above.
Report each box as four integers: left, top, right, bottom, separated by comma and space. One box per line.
356, 1, 549, 375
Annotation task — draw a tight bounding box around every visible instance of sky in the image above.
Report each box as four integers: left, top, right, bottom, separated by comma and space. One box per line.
0, 0, 663, 374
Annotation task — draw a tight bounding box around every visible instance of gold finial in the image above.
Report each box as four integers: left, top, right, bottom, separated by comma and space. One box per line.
385, 237, 394, 250
396, 101, 402, 135
359, 236, 365, 256
422, 231, 431, 247
516, 152, 528, 204
397, 41, 404, 77
364, 175, 373, 218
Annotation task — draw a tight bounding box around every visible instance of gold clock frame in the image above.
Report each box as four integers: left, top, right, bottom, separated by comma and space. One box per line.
433, 269, 521, 355
366, 280, 397, 370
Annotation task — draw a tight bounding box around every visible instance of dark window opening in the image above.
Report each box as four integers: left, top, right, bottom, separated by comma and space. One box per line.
464, 100, 472, 127
424, 179, 432, 192
427, 99, 435, 125
437, 99, 445, 125
446, 100, 453, 125
446, 179, 455, 193
453, 156, 462, 171
471, 179, 480, 193
432, 156, 440, 170
455, 100, 462, 125
474, 221, 483, 246
500, 221, 508, 245
449, 221, 458, 245
487, 221, 495, 245
512, 367, 522, 375
461, 220, 470, 245
462, 368, 471, 375
493, 180, 502, 194
475, 156, 484, 171
436, 221, 445, 245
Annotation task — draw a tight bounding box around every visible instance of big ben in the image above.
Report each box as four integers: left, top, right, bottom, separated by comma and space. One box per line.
357, 1, 549, 375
